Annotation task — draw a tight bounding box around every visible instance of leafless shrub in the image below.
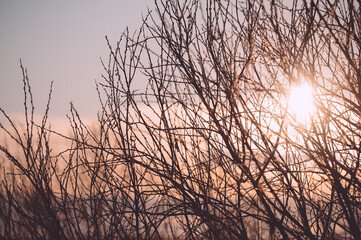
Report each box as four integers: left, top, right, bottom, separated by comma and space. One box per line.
1, 0, 361, 239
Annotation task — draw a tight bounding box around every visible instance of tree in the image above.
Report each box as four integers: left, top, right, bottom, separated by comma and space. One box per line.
1, 0, 361, 239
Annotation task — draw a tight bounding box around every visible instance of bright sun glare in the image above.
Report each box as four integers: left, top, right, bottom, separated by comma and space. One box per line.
288, 83, 315, 123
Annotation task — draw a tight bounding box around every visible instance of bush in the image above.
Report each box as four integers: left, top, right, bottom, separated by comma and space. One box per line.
1, 0, 361, 239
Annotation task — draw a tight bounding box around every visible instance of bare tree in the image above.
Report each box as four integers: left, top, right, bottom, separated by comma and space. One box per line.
1, 0, 361, 239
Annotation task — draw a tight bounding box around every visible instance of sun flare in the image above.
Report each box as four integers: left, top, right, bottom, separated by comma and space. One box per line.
288, 83, 315, 122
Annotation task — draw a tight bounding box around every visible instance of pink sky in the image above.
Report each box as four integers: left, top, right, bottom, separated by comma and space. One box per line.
0, 0, 152, 125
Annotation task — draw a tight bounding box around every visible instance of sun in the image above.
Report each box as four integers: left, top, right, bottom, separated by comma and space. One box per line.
288, 83, 315, 123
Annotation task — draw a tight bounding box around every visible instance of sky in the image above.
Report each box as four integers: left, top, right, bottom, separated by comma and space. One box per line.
0, 1, 153, 126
